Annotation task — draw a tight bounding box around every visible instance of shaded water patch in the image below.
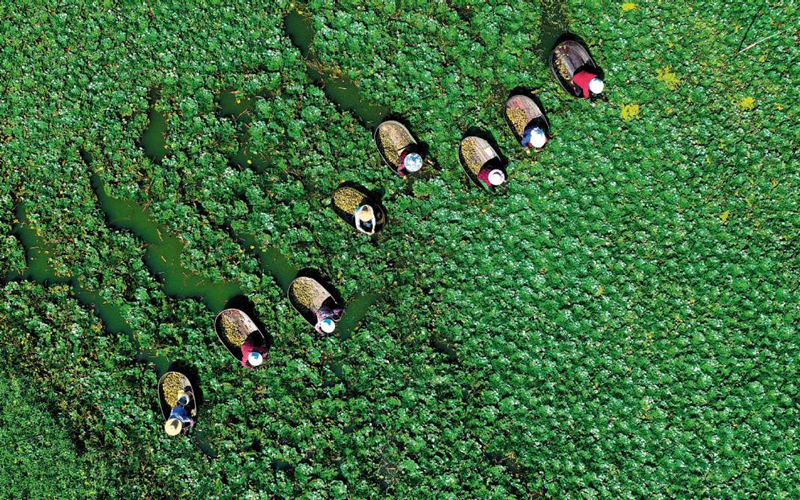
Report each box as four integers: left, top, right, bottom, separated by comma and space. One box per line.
91, 174, 241, 312
285, 10, 389, 129
337, 292, 380, 340
217, 90, 254, 123
12, 204, 135, 339
538, 0, 570, 63
234, 230, 298, 292
141, 90, 168, 163
230, 143, 270, 172
12, 203, 175, 367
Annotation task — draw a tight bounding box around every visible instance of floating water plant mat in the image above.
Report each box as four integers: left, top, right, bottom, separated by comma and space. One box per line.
332, 186, 386, 233
459, 136, 501, 187
215, 308, 266, 360
374, 120, 416, 173
550, 39, 600, 97
504, 95, 548, 142
158, 371, 196, 420
289, 276, 335, 326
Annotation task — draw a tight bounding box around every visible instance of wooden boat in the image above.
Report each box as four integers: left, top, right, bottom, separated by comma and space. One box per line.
158, 371, 197, 424
214, 308, 267, 362
332, 186, 386, 234
288, 276, 343, 327
504, 95, 549, 146
549, 39, 602, 97
459, 136, 505, 189
374, 120, 421, 175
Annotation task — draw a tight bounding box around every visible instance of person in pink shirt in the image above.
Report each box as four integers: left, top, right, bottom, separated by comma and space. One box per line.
476, 166, 506, 188
240, 334, 269, 369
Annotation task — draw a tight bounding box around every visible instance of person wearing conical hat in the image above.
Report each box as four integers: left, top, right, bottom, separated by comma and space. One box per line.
397, 150, 423, 176
355, 204, 378, 235
476, 166, 506, 188
240, 333, 268, 369
572, 71, 604, 99
164, 391, 195, 436
314, 297, 345, 335
520, 125, 548, 153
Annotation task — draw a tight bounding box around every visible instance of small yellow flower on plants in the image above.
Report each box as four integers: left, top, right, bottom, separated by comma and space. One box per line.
656, 67, 680, 89
720, 211, 731, 223
738, 97, 755, 110
621, 104, 641, 121
622, 2, 636, 11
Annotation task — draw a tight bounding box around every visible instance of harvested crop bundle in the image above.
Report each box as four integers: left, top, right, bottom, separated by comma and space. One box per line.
459, 137, 485, 173
332, 186, 364, 214
377, 122, 407, 165
161, 372, 190, 407
506, 107, 530, 136
218, 308, 256, 346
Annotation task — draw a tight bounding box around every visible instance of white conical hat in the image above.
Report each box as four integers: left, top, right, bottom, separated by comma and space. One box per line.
320, 318, 336, 333
488, 169, 506, 186
248, 351, 264, 367
164, 418, 183, 436
403, 153, 423, 173
590, 77, 604, 94
530, 127, 547, 148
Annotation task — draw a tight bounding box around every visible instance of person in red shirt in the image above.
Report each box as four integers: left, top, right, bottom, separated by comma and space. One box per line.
572, 71, 604, 99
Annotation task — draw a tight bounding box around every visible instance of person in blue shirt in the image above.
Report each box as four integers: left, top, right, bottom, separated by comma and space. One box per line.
520, 125, 548, 153
164, 391, 195, 436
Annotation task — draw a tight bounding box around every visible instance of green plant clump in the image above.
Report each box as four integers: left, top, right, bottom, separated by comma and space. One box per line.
1, 0, 799, 497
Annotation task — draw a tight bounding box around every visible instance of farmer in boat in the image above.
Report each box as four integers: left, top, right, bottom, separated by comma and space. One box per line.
477, 165, 506, 188
240, 333, 268, 369
397, 150, 423, 176
573, 70, 604, 99
315, 298, 345, 335
164, 390, 195, 436
520, 125, 548, 153
355, 204, 378, 235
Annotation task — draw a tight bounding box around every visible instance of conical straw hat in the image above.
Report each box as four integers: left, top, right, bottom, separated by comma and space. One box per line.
164, 418, 183, 436
357, 205, 375, 222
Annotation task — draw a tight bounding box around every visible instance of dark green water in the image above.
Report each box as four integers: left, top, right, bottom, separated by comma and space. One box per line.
142, 107, 168, 163
12, 204, 134, 338
92, 174, 242, 312
234, 230, 297, 292
217, 90, 254, 123
231, 143, 270, 172
539, 0, 570, 63
338, 292, 380, 340
285, 10, 389, 129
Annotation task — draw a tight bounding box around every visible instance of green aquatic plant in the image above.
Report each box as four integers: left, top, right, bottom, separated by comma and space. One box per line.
1, 0, 800, 498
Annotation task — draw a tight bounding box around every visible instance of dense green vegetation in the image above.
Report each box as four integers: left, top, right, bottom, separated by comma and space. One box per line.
1, 0, 799, 497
